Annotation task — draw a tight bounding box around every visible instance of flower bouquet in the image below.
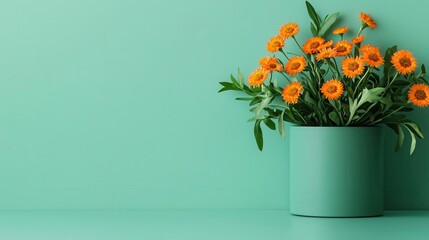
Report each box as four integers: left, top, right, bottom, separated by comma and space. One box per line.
219, 1, 428, 154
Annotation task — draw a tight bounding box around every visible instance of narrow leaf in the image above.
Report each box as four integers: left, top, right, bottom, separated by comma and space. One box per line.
404, 122, 424, 139
396, 124, 405, 151
404, 125, 417, 155
278, 110, 286, 138
264, 118, 276, 130
318, 12, 340, 37
310, 23, 317, 36
254, 120, 264, 151
235, 97, 254, 101
328, 111, 340, 125
306, 1, 320, 28
237, 68, 244, 87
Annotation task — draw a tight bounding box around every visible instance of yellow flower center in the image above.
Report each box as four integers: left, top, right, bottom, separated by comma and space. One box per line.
327, 85, 338, 94
348, 62, 360, 71
399, 57, 411, 67
288, 87, 298, 95
310, 42, 320, 49
291, 62, 301, 70
415, 90, 427, 100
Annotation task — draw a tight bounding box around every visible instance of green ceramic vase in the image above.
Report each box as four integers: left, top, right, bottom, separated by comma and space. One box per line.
289, 126, 384, 217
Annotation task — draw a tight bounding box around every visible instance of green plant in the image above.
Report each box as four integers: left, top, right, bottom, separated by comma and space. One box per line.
219, 1, 428, 154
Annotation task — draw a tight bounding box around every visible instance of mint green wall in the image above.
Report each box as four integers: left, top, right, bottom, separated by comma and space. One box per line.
0, 0, 427, 209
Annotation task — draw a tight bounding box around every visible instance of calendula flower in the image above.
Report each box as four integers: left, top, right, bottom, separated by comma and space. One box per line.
334, 40, 353, 56
360, 45, 384, 67
408, 84, 429, 107
316, 48, 337, 61
279, 22, 299, 38
333, 26, 349, 35
285, 56, 306, 75
282, 82, 303, 104
342, 56, 365, 78
248, 68, 269, 87
320, 79, 344, 100
360, 12, 376, 29
391, 50, 417, 75
303, 36, 325, 54
352, 35, 365, 45
259, 56, 282, 72
266, 35, 285, 53
317, 40, 333, 52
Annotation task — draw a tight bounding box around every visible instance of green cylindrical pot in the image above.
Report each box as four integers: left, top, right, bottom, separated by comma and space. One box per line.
289, 126, 384, 217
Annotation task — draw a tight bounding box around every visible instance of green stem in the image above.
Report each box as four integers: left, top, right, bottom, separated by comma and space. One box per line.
381, 71, 399, 97
279, 71, 292, 83
353, 67, 373, 97
292, 36, 305, 54
371, 106, 405, 125
330, 100, 344, 125
279, 49, 289, 60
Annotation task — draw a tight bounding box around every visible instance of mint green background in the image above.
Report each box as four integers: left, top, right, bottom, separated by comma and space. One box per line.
0, 0, 427, 209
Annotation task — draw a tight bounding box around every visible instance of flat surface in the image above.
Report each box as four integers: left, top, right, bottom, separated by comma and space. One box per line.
0, 210, 427, 240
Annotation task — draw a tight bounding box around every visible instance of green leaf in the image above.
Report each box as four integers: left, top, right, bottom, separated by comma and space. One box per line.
237, 68, 244, 87
254, 120, 264, 151
230, 74, 239, 86
264, 118, 276, 130
249, 97, 261, 106
306, 1, 320, 29
404, 122, 424, 139
380, 95, 392, 108
235, 97, 254, 101
384, 46, 397, 76
357, 87, 385, 107
390, 80, 411, 88
421, 64, 426, 76
318, 12, 340, 37
310, 23, 317, 36
254, 96, 272, 118
328, 111, 340, 125
394, 124, 405, 151
278, 109, 286, 138
404, 125, 417, 155
218, 81, 241, 92
348, 97, 358, 115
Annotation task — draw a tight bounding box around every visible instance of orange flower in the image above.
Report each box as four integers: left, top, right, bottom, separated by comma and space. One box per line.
408, 84, 429, 107
303, 37, 325, 54
266, 35, 285, 53
352, 35, 365, 45
360, 45, 384, 67
279, 23, 299, 38
391, 50, 417, 75
342, 56, 365, 78
317, 40, 333, 52
359, 44, 371, 53
320, 79, 344, 100
282, 82, 303, 104
259, 56, 282, 72
285, 56, 306, 75
334, 40, 353, 56
248, 68, 269, 87
316, 48, 337, 61
333, 26, 349, 35
360, 12, 376, 29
